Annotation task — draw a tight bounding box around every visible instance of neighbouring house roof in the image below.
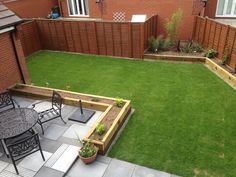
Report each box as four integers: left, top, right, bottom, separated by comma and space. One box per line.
0, 3, 22, 30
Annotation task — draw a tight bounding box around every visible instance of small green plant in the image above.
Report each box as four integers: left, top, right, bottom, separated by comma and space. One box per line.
45, 82, 49, 87
65, 85, 71, 90
204, 49, 217, 58
95, 123, 105, 135
115, 97, 124, 108
165, 8, 183, 46
221, 55, 229, 65
91, 97, 100, 102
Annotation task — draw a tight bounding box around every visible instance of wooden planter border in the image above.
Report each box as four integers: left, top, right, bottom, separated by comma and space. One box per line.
205, 58, 236, 89
10, 84, 132, 154
144, 54, 206, 63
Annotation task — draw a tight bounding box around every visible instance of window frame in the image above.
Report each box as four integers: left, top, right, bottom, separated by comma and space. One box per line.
216, 0, 236, 17
67, 0, 89, 17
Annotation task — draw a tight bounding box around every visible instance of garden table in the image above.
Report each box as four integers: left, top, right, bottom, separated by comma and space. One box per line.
0, 108, 39, 154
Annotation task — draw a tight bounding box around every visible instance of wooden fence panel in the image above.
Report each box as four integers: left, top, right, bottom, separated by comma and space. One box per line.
19, 15, 158, 59
96, 22, 107, 55
193, 16, 236, 69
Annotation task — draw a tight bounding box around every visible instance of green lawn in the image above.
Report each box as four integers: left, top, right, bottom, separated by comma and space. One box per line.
27, 51, 236, 177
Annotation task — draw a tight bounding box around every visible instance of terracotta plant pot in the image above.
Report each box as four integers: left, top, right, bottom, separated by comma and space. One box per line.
78, 147, 98, 164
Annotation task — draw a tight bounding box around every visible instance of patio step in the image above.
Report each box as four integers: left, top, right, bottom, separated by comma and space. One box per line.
45, 144, 80, 173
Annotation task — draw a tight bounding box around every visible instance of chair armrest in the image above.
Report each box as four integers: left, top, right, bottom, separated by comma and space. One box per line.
31, 98, 52, 108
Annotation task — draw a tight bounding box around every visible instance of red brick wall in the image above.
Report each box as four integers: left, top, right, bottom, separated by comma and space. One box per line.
2, 0, 58, 18
204, 0, 217, 18
59, 0, 196, 40
0, 31, 30, 92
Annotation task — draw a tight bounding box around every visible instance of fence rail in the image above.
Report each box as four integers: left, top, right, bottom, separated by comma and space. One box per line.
18, 15, 158, 59
193, 16, 236, 69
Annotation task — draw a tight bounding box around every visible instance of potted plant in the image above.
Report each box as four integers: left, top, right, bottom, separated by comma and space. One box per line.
51, 6, 60, 19
78, 140, 98, 164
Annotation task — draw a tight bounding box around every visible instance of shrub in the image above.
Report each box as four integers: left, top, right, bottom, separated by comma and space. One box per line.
181, 41, 193, 53
204, 49, 217, 58
95, 123, 105, 135
165, 9, 183, 46
191, 43, 204, 53
148, 35, 165, 53
115, 97, 124, 108
180, 42, 203, 53
221, 55, 229, 65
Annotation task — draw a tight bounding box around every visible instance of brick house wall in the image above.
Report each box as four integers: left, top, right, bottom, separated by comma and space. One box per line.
1, 0, 58, 18
59, 0, 201, 40
0, 31, 30, 91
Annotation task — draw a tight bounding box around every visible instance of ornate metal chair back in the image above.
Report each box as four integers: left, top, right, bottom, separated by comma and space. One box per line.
51, 91, 62, 114
7, 133, 40, 158
0, 91, 15, 113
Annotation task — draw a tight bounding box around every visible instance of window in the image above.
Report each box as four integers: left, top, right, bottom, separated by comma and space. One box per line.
68, 0, 89, 16
216, 0, 236, 17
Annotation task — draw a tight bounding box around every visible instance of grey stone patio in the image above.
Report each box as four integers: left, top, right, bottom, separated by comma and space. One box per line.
0, 96, 180, 177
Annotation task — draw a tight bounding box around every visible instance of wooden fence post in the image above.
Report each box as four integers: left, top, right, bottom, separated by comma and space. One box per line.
201, 17, 208, 45
128, 23, 133, 58
140, 23, 145, 59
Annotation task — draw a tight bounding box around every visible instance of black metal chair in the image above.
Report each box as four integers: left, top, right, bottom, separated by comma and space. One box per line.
0, 90, 19, 113
32, 91, 66, 134
6, 130, 45, 175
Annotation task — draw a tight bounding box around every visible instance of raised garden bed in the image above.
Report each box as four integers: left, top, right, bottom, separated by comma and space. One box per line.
10, 84, 131, 154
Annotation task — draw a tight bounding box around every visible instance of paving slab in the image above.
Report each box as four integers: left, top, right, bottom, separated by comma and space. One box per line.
40, 138, 62, 153
18, 151, 52, 172
96, 155, 112, 164
34, 167, 64, 177
62, 124, 91, 140
103, 159, 135, 177
13, 96, 35, 108
133, 165, 171, 177
4, 164, 36, 177
31, 101, 64, 113
0, 170, 20, 177
51, 145, 80, 173
86, 111, 103, 127
67, 159, 108, 177
43, 124, 68, 140
45, 144, 69, 168
0, 161, 8, 172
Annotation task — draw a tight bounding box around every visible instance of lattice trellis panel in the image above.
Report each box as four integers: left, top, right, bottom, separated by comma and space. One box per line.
113, 12, 126, 22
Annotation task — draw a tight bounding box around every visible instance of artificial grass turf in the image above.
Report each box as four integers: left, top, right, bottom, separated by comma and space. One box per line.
27, 51, 236, 177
